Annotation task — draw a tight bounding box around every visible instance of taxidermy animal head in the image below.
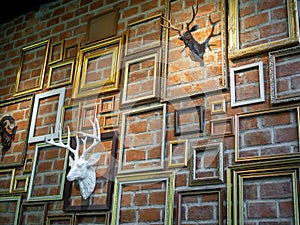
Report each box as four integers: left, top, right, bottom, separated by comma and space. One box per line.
162, 0, 220, 63
0, 116, 17, 161
45, 118, 101, 200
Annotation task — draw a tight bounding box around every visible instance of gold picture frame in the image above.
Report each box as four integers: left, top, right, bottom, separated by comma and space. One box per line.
210, 117, 235, 137
168, 139, 188, 168
102, 113, 119, 129
0, 168, 15, 195
210, 100, 226, 115
228, 0, 299, 59
48, 40, 64, 65
14, 39, 50, 96
23, 158, 33, 173
13, 175, 29, 193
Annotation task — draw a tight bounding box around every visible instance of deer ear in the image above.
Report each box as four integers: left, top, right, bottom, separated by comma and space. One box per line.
87, 152, 101, 166
190, 24, 198, 32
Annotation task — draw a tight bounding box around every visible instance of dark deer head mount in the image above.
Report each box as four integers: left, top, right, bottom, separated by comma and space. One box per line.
163, 1, 220, 64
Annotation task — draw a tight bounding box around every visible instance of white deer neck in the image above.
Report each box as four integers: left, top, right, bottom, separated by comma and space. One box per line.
78, 167, 96, 200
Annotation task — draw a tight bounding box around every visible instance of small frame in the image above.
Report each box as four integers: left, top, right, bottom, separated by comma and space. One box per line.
174, 105, 204, 136
61, 103, 81, 138
210, 100, 226, 115
102, 113, 119, 129
125, 14, 162, 56
227, 159, 300, 225
168, 139, 188, 168
176, 189, 222, 225
47, 58, 75, 89
13, 175, 29, 193
189, 143, 224, 186
235, 105, 300, 162
111, 171, 175, 225
48, 40, 64, 65
64, 43, 79, 60
18, 202, 47, 225
79, 103, 98, 131
74, 212, 109, 225
99, 96, 115, 113
28, 87, 65, 143
121, 50, 161, 106
27, 142, 69, 202
230, 61, 265, 107
46, 215, 74, 225
0, 168, 15, 195
269, 45, 300, 104
0, 95, 33, 168
72, 36, 123, 98
0, 196, 22, 225
228, 0, 299, 59
14, 39, 50, 96
119, 104, 167, 174
23, 158, 33, 173
63, 131, 118, 212
210, 117, 234, 137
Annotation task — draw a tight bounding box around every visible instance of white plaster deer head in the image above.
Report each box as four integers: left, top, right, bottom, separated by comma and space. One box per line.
45, 118, 101, 199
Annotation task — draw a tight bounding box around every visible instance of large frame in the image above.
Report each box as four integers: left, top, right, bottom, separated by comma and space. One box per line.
227, 159, 300, 225
111, 171, 175, 225
269, 45, 300, 104
72, 36, 123, 98
228, 0, 299, 59
18, 202, 47, 225
63, 131, 118, 212
176, 189, 222, 225
0, 195, 22, 225
28, 87, 65, 143
27, 142, 69, 202
230, 61, 265, 107
14, 39, 50, 96
235, 105, 300, 162
118, 104, 167, 174
0, 95, 33, 168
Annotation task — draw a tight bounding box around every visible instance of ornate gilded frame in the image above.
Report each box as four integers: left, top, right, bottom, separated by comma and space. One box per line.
168, 139, 188, 168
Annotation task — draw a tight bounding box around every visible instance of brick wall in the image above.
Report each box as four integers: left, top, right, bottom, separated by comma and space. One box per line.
0, 0, 300, 224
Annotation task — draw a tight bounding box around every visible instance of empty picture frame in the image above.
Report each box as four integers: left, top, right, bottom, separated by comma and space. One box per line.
18, 203, 47, 225
63, 131, 118, 212
269, 45, 300, 104
79, 103, 98, 131
46, 215, 74, 225
102, 113, 119, 129
210, 117, 234, 137
28, 87, 65, 143
111, 171, 175, 225
74, 212, 109, 225
228, 0, 299, 59
48, 40, 64, 65
174, 105, 204, 136
0, 95, 33, 168
99, 96, 115, 113
23, 158, 33, 173
230, 61, 265, 107
0, 168, 15, 195
189, 143, 224, 186
0, 196, 22, 225
13, 175, 29, 193
72, 36, 123, 98
227, 159, 300, 225
27, 142, 69, 202
168, 139, 188, 168
210, 100, 226, 115
61, 103, 80, 138
14, 39, 50, 96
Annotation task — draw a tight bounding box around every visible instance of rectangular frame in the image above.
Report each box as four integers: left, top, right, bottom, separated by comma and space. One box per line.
14, 39, 50, 96
0, 95, 33, 168
18, 202, 47, 225
61, 103, 80, 138
168, 139, 188, 168
46, 215, 74, 225
64, 43, 79, 60
48, 40, 64, 65
74, 212, 110, 225
189, 143, 224, 186
111, 170, 175, 225
227, 159, 300, 225
0, 168, 15, 195
174, 105, 204, 136
63, 131, 118, 212
23, 158, 33, 173
228, 0, 299, 59
235, 105, 300, 162
28, 87, 65, 143
269, 45, 300, 104
102, 113, 119, 129
79, 103, 97, 131
99, 96, 115, 113
27, 142, 69, 202
118, 104, 167, 174
0, 195, 22, 225
210, 117, 234, 137
13, 175, 29, 193
210, 100, 226, 115
176, 189, 222, 225
47, 58, 75, 89
230, 61, 265, 107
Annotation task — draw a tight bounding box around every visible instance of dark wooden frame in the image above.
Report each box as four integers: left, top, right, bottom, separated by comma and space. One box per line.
18, 202, 48, 225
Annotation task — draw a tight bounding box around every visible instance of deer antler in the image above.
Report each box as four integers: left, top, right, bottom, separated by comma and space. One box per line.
186, 0, 199, 29
161, 16, 182, 36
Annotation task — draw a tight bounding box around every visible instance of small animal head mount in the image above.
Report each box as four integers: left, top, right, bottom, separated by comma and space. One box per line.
45, 118, 101, 200
0, 116, 17, 161
162, 0, 220, 63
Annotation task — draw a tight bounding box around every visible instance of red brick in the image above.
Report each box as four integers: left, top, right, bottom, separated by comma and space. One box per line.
138, 208, 161, 222
247, 202, 277, 218
244, 131, 272, 147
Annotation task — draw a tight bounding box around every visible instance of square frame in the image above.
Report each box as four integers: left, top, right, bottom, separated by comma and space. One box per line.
79, 103, 98, 131
210, 117, 234, 137
228, 0, 299, 59
13, 175, 29, 193
210, 100, 226, 115
0, 195, 22, 225
189, 143, 224, 186
111, 170, 175, 225
0, 168, 15, 195
174, 105, 204, 136
168, 139, 188, 168
18, 202, 47, 225
118, 104, 167, 174
99, 96, 115, 114
14, 39, 50, 96
63, 131, 118, 212
28, 87, 65, 143
230, 61, 265, 107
